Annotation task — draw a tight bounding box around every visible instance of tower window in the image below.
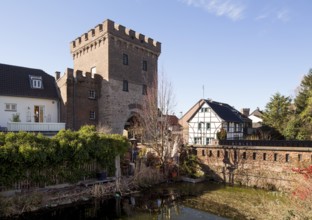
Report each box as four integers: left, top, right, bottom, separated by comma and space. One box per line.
142, 84, 147, 95
89, 90, 96, 99
123, 80, 129, 92
123, 54, 128, 65
143, 60, 147, 71
89, 111, 96, 120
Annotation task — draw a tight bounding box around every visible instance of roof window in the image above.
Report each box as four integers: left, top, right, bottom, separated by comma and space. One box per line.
29, 75, 43, 89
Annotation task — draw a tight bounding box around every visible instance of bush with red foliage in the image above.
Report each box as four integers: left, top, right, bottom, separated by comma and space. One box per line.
292, 165, 312, 201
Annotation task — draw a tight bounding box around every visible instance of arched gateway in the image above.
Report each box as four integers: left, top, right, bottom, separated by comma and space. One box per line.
123, 113, 143, 142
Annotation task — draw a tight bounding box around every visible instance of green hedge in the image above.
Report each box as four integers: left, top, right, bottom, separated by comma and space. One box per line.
0, 125, 129, 188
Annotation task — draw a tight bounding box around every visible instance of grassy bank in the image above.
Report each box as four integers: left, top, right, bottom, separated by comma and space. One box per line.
182, 183, 312, 220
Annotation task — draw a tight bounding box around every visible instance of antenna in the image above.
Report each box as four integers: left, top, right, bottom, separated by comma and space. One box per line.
202, 85, 205, 98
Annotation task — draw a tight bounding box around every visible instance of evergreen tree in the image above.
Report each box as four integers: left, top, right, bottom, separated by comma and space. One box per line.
262, 92, 292, 138
294, 69, 312, 114
293, 69, 312, 139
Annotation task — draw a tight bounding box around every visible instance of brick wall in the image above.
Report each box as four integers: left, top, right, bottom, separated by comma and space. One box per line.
64, 19, 160, 133
196, 145, 312, 190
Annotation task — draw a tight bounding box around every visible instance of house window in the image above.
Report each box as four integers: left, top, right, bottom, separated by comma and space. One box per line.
194, 137, 201, 145
34, 105, 44, 123
206, 138, 210, 145
142, 60, 147, 71
198, 122, 203, 130
202, 150, 205, 156
123, 53, 128, 65
200, 108, 208, 112
206, 123, 210, 130
29, 75, 43, 89
142, 84, 147, 95
217, 150, 220, 158
242, 152, 247, 160
89, 111, 96, 120
263, 153, 267, 161
89, 90, 96, 99
5, 103, 17, 112
123, 80, 129, 92
286, 154, 290, 163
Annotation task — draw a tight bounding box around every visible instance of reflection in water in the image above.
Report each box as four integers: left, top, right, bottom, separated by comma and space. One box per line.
17, 183, 228, 220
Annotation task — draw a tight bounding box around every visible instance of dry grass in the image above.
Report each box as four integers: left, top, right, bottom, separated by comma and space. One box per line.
0, 193, 43, 217
183, 185, 312, 220
132, 166, 165, 188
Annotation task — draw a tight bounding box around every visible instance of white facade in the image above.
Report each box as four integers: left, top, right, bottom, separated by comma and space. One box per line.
188, 102, 244, 145
0, 96, 59, 129
188, 103, 222, 145
249, 115, 263, 123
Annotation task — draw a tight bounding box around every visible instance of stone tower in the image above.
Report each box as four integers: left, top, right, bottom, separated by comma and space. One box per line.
68, 19, 161, 133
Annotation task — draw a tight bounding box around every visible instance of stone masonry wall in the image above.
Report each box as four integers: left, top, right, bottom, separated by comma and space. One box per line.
196, 145, 312, 191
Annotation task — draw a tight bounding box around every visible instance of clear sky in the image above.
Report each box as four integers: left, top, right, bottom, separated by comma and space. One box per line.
1, 0, 311, 117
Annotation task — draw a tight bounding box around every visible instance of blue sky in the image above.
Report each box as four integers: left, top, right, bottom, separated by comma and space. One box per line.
1, 0, 311, 117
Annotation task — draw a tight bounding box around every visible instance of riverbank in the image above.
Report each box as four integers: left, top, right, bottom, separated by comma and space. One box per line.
178, 183, 312, 220
0, 177, 136, 218
2, 177, 311, 219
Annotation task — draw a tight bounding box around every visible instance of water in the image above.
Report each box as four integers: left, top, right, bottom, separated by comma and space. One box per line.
16, 182, 229, 220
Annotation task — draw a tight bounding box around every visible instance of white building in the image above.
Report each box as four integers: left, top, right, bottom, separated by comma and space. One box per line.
0, 63, 65, 133
179, 99, 251, 145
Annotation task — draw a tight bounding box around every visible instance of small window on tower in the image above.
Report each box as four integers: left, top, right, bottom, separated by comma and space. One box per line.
143, 60, 147, 71
123, 54, 128, 65
123, 80, 129, 92
89, 90, 96, 99
89, 111, 96, 120
142, 84, 147, 95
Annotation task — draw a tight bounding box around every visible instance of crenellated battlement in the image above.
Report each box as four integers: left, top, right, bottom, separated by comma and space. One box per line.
70, 19, 161, 55
59, 68, 102, 82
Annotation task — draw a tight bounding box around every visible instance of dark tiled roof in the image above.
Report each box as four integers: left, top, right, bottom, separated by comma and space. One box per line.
206, 100, 243, 123
0, 63, 59, 99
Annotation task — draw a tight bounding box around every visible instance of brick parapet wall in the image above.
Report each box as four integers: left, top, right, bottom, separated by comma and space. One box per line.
71, 19, 161, 60
195, 145, 312, 191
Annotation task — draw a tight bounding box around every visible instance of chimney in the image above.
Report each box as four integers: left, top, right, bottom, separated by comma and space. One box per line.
55, 71, 60, 80
241, 108, 250, 117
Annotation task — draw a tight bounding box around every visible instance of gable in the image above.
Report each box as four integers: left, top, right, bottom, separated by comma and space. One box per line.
0, 63, 59, 100
188, 102, 221, 123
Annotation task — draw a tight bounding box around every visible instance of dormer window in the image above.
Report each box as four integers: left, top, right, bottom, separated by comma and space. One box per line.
29, 75, 43, 89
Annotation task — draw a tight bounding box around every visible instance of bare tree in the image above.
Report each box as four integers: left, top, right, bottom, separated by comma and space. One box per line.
140, 71, 180, 172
